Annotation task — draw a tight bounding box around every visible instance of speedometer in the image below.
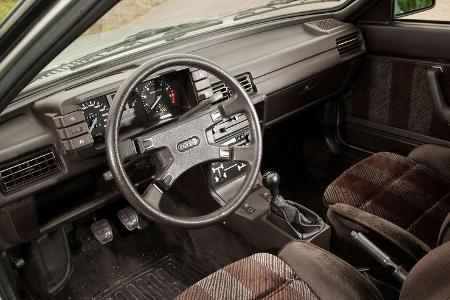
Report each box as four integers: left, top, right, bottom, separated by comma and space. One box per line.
79, 96, 109, 140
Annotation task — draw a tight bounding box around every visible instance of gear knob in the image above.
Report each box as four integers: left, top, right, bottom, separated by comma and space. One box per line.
262, 171, 280, 199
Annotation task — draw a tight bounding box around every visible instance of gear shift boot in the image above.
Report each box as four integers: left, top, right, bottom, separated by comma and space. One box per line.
263, 171, 325, 240
269, 197, 325, 240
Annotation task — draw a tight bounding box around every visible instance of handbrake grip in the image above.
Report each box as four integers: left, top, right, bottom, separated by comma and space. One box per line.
351, 231, 408, 284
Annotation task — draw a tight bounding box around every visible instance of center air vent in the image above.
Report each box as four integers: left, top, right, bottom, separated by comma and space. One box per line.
336, 32, 362, 56
212, 73, 255, 101
0, 147, 61, 193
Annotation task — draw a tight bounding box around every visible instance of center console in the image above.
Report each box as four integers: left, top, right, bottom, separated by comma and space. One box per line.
204, 107, 330, 251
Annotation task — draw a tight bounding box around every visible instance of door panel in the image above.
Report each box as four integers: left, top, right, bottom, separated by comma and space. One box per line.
341, 24, 450, 154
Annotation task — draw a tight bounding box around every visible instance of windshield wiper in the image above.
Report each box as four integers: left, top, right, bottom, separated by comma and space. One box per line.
121, 19, 223, 45
34, 19, 223, 82
233, 0, 341, 21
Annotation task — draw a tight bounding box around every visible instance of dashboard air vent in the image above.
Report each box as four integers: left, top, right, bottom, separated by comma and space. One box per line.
336, 32, 361, 56
0, 147, 61, 193
212, 73, 255, 101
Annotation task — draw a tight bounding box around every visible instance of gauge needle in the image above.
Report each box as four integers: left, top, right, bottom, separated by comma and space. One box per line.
150, 95, 162, 111
89, 117, 98, 133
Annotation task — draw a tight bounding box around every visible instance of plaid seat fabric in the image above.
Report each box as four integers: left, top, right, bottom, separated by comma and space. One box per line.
176, 253, 319, 300
324, 152, 450, 247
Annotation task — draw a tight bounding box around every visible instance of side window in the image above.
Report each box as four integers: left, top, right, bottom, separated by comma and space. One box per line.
395, 0, 450, 22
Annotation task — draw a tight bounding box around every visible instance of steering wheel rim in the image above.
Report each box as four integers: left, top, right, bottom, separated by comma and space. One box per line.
105, 54, 262, 228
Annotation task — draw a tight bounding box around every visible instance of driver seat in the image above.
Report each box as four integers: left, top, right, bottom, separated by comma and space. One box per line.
176, 240, 450, 299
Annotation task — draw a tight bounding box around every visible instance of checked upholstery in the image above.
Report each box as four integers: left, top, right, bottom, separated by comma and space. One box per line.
324, 145, 450, 248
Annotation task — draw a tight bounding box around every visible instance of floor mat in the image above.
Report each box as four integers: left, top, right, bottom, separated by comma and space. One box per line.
93, 254, 208, 300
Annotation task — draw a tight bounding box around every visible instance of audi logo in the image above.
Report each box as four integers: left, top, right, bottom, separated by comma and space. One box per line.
177, 136, 200, 152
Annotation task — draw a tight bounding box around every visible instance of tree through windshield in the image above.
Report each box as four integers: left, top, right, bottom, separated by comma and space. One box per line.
31, 0, 348, 86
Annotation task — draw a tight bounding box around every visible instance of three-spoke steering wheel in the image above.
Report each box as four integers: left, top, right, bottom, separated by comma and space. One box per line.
105, 54, 262, 228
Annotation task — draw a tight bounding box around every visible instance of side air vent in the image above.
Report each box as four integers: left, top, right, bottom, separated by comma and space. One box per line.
336, 32, 362, 56
0, 147, 61, 193
212, 73, 255, 101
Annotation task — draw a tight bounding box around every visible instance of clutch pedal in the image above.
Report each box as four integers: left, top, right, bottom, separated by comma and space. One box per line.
91, 219, 113, 244
117, 207, 140, 231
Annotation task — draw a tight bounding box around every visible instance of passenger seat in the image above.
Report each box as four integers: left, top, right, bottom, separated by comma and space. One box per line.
324, 144, 450, 266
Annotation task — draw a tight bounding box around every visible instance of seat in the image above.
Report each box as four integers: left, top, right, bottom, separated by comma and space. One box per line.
324, 145, 450, 248
177, 241, 383, 300
177, 240, 450, 300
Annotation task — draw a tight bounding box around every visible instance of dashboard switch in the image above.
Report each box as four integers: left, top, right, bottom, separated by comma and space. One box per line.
219, 148, 230, 159
194, 78, 211, 91
191, 69, 208, 81
210, 109, 222, 123
57, 122, 88, 139
62, 133, 94, 151
53, 111, 85, 128
142, 138, 154, 151
241, 203, 255, 214
198, 87, 213, 101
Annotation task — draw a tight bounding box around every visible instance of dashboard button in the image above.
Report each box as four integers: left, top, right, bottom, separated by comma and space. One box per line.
198, 87, 213, 101
62, 133, 94, 151
53, 111, 85, 128
57, 122, 88, 139
191, 69, 208, 81
194, 78, 211, 91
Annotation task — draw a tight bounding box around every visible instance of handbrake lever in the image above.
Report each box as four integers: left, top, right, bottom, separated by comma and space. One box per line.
351, 231, 408, 284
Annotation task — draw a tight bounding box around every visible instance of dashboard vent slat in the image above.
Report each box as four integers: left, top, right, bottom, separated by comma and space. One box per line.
336, 32, 362, 56
0, 147, 61, 193
212, 73, 255, 101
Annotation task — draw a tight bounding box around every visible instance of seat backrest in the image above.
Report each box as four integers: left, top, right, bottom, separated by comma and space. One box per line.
400, 241, 450, 300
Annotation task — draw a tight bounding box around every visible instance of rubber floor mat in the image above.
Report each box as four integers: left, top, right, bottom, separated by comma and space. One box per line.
93, 254, 209, 300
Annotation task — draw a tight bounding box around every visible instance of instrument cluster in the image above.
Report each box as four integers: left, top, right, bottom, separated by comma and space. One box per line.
79, 76, 183, 143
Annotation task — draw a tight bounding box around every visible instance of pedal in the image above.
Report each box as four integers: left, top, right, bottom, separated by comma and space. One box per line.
90, 219, 113, 244
117, 207, 139, 231
137, 215, 149, 230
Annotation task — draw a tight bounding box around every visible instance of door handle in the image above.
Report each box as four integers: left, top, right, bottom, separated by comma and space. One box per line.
427, 66, 450, 124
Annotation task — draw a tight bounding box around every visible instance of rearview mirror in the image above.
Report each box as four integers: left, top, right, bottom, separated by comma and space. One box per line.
394, 0, 435, 18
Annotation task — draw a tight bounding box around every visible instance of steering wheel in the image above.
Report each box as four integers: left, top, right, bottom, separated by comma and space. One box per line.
105, 54, 262, 228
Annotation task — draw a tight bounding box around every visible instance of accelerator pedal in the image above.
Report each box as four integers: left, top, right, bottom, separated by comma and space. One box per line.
90, 219, 113, 245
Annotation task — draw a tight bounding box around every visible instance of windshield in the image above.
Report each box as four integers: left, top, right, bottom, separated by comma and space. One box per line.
31, 0, 348, 87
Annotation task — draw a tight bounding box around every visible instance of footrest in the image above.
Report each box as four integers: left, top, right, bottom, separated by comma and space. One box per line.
117, 207, 139, 231
90, 219, 113, 245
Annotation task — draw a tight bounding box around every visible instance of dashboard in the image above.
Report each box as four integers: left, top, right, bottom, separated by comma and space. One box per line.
0, 17, 365, 247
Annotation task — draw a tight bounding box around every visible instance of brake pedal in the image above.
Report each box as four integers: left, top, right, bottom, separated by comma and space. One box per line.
117, 207, 139, 231
91, 219, 113, 244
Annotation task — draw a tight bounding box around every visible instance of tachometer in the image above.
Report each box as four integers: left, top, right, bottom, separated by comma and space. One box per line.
79, 96, 109, 139
137, 79, 179, 121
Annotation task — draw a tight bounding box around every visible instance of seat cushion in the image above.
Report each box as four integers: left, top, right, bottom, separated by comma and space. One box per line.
176, 253, 319, 300
324, 151, 450, 247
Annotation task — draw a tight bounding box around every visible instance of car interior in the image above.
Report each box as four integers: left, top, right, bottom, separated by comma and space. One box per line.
0, 0, 449, 299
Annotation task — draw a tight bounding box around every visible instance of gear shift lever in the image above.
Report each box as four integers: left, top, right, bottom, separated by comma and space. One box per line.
262, 171, 281, 200
262, 171, 325, 240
